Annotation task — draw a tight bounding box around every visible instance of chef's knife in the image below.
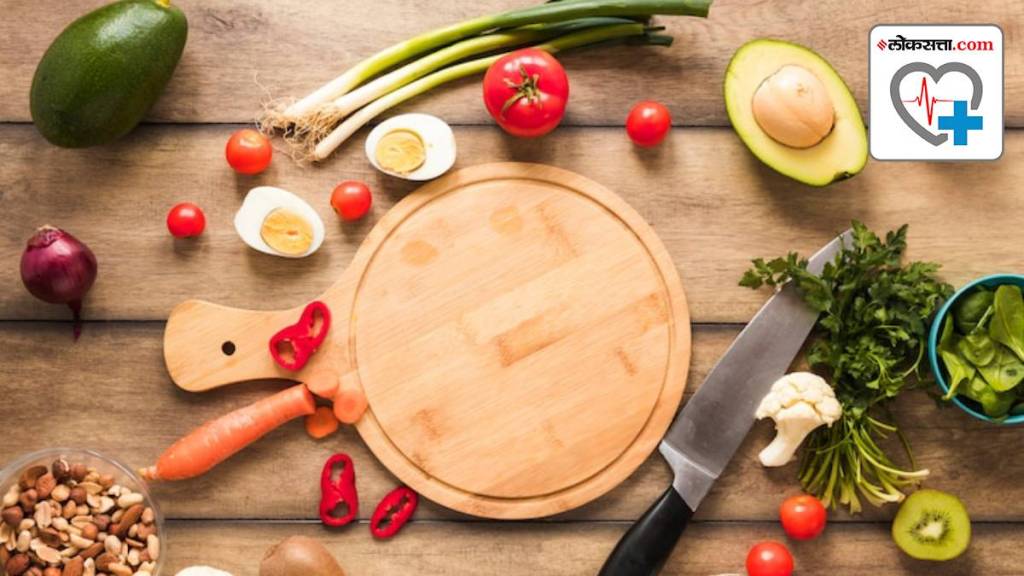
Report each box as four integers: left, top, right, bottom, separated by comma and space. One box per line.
598, 230, 852, 576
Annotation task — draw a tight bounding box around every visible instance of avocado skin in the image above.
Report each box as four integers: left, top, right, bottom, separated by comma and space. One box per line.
30, 0, 188, 148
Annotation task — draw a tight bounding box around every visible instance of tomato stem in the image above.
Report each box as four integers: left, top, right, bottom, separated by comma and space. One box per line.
501, 64, 544, 117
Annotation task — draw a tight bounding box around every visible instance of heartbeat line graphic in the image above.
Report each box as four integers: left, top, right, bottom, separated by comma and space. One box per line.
902, 76, 954, 125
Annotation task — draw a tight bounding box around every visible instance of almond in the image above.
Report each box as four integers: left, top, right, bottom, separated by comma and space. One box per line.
18, 490, 37, 513
37, 528, 60, 548
5, 552, 30, 576
94, 552, 116, 572
61, 556, 83, 576
18, 466, 47, 491
34, 475, 56, 500
111, 505, 142, 538
79, 542, 103, 560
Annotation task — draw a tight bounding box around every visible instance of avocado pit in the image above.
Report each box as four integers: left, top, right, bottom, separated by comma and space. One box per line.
752, 65, 835, 149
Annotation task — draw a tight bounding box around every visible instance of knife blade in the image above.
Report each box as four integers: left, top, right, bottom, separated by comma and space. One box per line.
598, 229, 852, 576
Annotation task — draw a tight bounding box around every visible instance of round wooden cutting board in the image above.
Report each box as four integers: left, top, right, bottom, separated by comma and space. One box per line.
164, 163, 690, 519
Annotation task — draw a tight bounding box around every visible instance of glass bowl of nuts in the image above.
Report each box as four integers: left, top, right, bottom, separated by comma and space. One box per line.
0, 448, 164, 576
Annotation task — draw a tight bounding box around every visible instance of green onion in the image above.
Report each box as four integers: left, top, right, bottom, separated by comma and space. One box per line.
283, 0, 712, 119
311, 22, 670, 160
329, 18, 637, 121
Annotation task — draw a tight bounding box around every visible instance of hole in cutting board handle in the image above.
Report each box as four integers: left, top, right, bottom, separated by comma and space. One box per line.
221, 341, 236, 356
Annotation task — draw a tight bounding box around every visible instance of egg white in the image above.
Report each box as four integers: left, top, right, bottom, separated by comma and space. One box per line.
365, 113, 457, 181
234, 186, 325, 258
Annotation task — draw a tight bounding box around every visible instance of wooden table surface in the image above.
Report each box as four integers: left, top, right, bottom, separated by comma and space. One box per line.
2, 1, 1022, 574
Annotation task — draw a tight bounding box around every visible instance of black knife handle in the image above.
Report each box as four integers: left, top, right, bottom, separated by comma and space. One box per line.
597, 486, 694, 576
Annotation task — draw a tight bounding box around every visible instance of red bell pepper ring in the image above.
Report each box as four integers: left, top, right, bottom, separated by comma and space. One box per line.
319, 453, 358, 527
370, 486, 418, 539
270, 301, 332, 371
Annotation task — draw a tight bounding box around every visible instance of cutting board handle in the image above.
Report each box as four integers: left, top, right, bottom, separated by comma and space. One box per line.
163, 299, 312, 392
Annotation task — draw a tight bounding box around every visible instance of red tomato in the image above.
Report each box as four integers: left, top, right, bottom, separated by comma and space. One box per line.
626, 101, 672, 147
166, 202, 206, 238
330, 181, 373, 221
482, 48, 569, 138
225, 129, 272, 175
746, 541, 794, 576
780, 494, 827, 540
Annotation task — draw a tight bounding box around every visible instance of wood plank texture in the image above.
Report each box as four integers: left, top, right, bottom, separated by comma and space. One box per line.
3, 124, 1023, 323
164, 521, 1024, 575
0, 0, 1020, 126
4, 1, 1024, 573
2, 322, 1019, 524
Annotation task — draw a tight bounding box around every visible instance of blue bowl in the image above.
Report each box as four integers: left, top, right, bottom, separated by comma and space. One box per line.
928, 273, 1024, 425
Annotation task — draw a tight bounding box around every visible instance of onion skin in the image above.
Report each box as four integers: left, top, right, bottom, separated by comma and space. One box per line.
260, 536, 346, 576
20, 225, 97, 339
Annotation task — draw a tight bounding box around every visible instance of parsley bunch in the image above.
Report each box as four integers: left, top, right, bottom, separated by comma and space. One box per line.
741, 221, 953, 513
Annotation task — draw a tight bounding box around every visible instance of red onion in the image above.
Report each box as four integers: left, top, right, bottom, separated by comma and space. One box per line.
20, 225, 98, 340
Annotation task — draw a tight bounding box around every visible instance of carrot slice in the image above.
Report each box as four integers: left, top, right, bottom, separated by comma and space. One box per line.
305, 369, 340, 399
141, 384, 316, 481
305, 406, 340, 439
333, 386, 368, 424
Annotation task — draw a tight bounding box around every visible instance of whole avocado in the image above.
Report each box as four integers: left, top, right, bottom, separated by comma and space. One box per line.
30, 0, 188, 148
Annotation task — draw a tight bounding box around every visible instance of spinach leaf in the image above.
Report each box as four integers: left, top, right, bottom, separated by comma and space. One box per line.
938, 316, 975, 399
978, 346, 1024, 392
960, 374, 1016, 418
990, 284, 1024, 361
957, 331, 997, 367
954, 287, 994, 334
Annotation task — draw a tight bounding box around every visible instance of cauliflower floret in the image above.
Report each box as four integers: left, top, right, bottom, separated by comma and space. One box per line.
755, 372, 842, 467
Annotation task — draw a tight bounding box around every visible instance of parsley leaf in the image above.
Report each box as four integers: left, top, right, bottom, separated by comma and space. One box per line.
741, 221, 953, 513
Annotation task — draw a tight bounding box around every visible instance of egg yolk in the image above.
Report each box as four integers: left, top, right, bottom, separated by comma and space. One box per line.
375, 129, 426, 174
261, 208, 313, 255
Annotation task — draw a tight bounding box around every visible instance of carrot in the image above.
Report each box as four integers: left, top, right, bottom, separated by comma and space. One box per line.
305, 406, 340, 439
141, 384, 316, 481
333, 386, 368, 424
305, 369, 339, 399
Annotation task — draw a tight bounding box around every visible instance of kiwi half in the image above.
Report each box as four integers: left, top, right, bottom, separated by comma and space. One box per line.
892, 489, 971, 561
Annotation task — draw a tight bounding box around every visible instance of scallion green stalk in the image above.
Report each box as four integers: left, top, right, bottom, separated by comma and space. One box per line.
312, 22, 668, 160
330, 18, 637, 121
285, 0, 711, 119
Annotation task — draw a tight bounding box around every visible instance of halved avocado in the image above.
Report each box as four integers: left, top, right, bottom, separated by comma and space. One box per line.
724, 39, 867, 187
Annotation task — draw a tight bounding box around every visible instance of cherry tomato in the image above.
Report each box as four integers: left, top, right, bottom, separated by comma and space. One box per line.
330, 181, 373, 221
225, 129, 272, 175
166, 202, 206, 238
780, 494, 827, 540
482, 48, 569, 138
746, 541, 794, 576
626, 101, 672, 147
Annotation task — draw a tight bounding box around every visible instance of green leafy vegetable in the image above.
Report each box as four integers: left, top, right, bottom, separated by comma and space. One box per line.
961, 374, 1015, 418
989, 284, 1024, 361
977, 347, 1024, 392
957, 331, 997, 367
939, 283, 1024, 418
741, 221, 952, 513
953, 287, 993, 334
938, 316, 975, 400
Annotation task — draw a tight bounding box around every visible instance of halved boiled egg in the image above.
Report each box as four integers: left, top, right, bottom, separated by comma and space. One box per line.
365, 113, 456, 181
234, 186, 325, 258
